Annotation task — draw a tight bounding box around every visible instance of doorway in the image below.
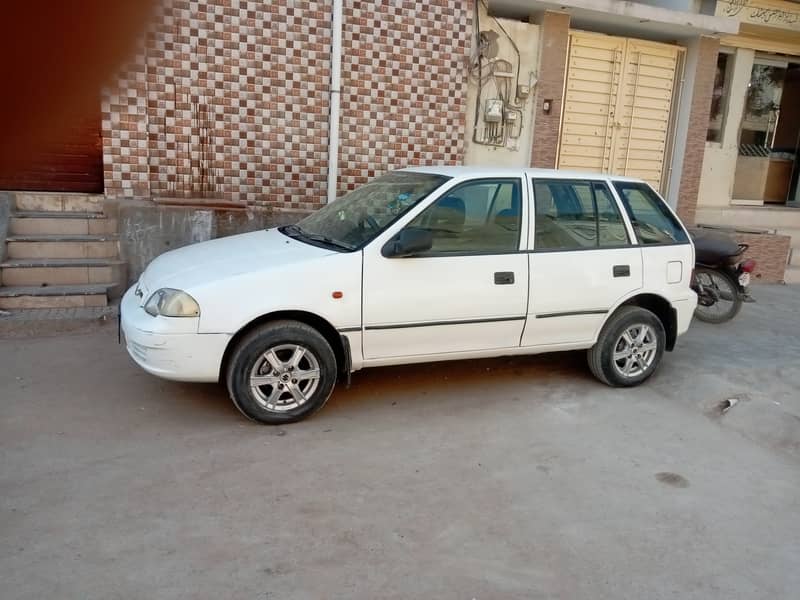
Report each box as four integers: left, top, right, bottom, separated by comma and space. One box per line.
557, 31, 684, 193
732, 57, 800, 204
0, 95, 103, 194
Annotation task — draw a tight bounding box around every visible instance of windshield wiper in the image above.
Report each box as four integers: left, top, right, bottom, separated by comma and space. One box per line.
280, 225, 354, 252
281, 224, 304, 238
302, 231, 354, 251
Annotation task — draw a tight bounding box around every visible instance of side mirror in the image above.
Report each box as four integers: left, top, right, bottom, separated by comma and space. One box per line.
381, 227, 434, 258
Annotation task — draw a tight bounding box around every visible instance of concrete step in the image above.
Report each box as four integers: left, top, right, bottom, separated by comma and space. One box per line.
9, 212, 117, 236
0, 284, 111, 309
0, 258, 126, 287
696, 206, 800, 230
774, 227, 800, 241
784, 266, 800, 284
13, 192, 104, 213
0, 303, 118, 339
6, 234, 119, 259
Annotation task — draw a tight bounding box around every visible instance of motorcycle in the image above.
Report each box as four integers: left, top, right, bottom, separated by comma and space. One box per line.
689, 227, 756, 324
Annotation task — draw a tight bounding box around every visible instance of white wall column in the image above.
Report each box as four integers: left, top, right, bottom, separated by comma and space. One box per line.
722, 48, 755, 146
326, 0, 343, 204
696, 47, 755, 211
666, 37, 700, 210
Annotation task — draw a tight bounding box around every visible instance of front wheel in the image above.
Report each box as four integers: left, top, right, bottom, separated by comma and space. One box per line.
226, 320, 337, 424
693, 267, 742, 324
587, 306, 666, 387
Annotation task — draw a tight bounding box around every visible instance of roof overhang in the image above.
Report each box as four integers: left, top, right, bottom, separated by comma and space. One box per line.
489, 0, 741, 41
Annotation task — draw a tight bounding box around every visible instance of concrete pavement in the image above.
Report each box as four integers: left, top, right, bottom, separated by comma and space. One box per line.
1, 285, 799, 599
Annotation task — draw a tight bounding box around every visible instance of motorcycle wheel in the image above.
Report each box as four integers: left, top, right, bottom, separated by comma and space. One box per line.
693, 267, 742, 324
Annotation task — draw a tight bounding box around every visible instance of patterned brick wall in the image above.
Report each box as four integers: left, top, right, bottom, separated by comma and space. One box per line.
103, 0, 472, 209
337, 0, 471, 191
733, 232, 791, 284
103, 52, 151, 199
676, 36, 719, 226
529, 11, 569, 169
105, 0, 333, 208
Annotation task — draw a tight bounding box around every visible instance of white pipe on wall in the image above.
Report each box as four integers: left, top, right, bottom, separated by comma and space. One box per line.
326, 0, 343, 204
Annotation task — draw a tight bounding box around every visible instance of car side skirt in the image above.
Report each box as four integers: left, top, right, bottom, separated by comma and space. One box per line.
359, 341, 593, 369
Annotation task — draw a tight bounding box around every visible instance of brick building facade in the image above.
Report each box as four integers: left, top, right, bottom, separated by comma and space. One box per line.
103, 0, 471, 210
2, 1, 795, 312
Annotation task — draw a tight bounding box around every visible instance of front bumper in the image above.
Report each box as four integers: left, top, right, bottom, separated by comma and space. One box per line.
120, 285, 230, 382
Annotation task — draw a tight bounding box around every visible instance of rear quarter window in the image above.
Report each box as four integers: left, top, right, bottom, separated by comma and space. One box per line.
613, 182, 689, 245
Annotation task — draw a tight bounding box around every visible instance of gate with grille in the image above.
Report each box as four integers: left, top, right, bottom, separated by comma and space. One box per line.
557, 31, 684, 193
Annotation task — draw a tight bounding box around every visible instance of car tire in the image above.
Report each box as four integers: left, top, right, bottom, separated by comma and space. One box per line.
587, 306, 666, 388
226, 320, 337, 424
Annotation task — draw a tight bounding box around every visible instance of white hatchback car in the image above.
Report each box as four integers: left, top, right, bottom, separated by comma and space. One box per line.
122, 167, 697, 424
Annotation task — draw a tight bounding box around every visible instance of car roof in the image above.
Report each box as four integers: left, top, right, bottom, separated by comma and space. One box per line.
399, 165, 643, 183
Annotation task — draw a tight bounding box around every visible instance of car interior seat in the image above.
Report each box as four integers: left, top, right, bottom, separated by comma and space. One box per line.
430, 195, 466, 235
534, 183, 584, 249
494, 185, 521, 232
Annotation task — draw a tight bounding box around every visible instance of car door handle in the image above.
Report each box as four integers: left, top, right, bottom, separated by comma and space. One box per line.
494, 271, 515, 285
613, 265, 630, 278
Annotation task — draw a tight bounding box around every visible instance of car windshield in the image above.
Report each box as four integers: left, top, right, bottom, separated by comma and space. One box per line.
283, 171, 449, 251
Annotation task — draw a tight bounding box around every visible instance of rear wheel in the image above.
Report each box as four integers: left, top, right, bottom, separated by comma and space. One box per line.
226, 320, 337, 424
693, 267, 742, 324
588, 306, 666, 387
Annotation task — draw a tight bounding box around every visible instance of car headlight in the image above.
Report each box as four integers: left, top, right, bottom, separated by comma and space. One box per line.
144, 288, 200, 317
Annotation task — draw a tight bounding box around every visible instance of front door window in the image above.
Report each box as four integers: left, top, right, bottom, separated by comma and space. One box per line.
405, 178, 523, 254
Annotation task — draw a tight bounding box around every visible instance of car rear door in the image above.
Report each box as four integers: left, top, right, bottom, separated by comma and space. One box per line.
522, 176, 643, 346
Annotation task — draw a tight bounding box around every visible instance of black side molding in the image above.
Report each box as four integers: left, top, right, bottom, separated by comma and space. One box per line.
365, 316, 526, 331
338, 326, 361, 333
536, 309, 608, 319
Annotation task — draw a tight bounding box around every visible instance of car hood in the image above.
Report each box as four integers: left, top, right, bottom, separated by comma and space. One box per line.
139, 228, 336, 292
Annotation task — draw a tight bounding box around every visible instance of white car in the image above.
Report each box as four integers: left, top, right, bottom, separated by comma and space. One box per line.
121, 167, 697, 424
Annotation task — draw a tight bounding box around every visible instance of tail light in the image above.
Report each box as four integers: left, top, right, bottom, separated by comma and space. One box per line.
740, 259, 756, 273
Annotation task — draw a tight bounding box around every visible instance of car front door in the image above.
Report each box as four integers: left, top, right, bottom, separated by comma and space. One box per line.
362, 177, 529, 360
522, 177, 643, 346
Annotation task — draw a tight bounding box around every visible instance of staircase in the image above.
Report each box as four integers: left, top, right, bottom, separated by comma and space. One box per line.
0, 192, 125, 310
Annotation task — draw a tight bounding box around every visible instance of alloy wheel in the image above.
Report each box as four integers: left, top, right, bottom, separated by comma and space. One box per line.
612, 324, 658, 378
249, 344, 321, 412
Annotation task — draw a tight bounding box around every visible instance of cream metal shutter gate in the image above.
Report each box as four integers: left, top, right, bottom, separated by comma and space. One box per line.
557, 32, 683, 191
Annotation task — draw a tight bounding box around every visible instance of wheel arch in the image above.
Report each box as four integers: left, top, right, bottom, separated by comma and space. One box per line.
601, 293, 678, 351
219, 310, 348, 383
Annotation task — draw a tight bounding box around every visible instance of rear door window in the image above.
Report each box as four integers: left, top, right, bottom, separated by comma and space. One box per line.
612, 182, 689, 245
533, 179, 629, 251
